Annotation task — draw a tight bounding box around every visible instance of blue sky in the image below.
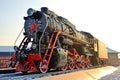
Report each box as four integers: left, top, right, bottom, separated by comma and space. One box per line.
0, 0, 49, 45
0, 0, 120, 51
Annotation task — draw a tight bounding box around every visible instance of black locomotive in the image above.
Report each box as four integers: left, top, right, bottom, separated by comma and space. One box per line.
10, 7, 108, 73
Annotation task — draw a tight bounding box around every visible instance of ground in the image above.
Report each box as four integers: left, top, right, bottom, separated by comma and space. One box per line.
99, 66, 120, 80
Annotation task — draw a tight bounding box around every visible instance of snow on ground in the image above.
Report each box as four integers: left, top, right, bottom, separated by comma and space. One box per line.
99, 66, 120, 80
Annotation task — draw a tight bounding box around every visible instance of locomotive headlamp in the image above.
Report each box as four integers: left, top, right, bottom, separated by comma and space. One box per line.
27, 8, 36, 16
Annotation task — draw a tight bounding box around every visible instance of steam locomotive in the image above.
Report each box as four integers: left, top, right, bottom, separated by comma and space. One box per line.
10, 7, 108, 73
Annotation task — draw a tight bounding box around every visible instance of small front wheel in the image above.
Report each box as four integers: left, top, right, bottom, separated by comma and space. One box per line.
39, 60, 48, 73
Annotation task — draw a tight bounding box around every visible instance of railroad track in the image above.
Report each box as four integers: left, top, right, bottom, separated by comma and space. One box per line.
0, 68, 88, 80
0, 66, 102, 80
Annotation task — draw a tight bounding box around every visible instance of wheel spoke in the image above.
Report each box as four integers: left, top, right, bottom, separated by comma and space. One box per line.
81, 55, 85, 68
69, 61, 75, 70
76, 63, 81, 69
81, 61, 85, 68
86, 56, 90, 68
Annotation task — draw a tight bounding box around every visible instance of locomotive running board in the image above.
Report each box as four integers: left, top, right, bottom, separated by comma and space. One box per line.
61, 31, 89, 45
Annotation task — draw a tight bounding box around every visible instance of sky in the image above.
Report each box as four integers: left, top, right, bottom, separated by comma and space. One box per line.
0, 0, 120, 51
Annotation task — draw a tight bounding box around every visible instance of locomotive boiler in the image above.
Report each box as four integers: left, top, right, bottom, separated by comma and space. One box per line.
10, 7, 108, 73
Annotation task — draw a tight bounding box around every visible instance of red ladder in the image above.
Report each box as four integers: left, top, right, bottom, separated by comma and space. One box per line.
40, 31, 61, 73
10, 36, 30, 68
15, 36, 30, 55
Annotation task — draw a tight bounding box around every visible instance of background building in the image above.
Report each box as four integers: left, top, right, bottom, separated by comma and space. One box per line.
0, 46, 14, 68
0, 46, 14, 57
108, 48, 120, 66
